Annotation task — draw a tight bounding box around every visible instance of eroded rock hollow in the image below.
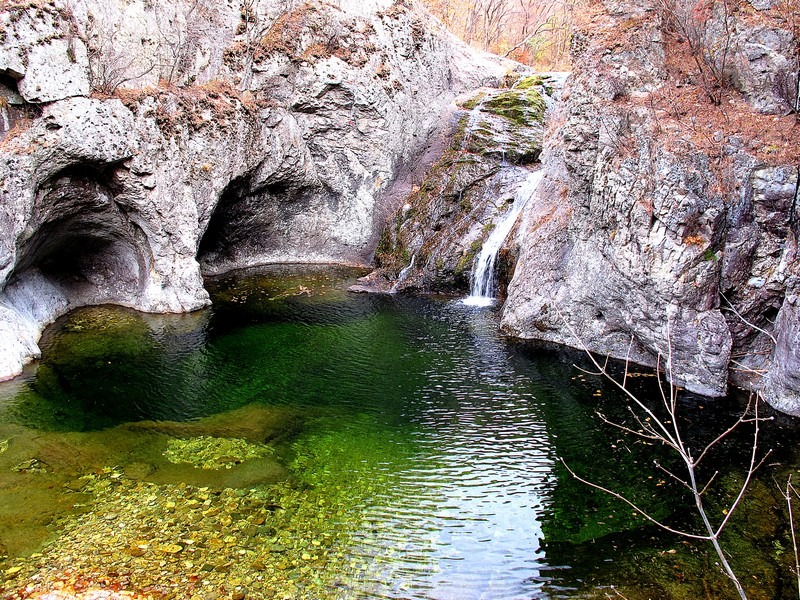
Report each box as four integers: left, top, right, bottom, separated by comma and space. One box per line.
0, 0, 512, 379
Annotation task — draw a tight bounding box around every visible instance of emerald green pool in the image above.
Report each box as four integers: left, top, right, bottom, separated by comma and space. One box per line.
0, 266, 798, 599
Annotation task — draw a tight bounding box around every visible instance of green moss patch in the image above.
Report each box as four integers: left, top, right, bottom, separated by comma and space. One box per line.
455, 239, 483, 277
459, 91, 487, 111
513, 75, 545, 90
482, 89, 546, 127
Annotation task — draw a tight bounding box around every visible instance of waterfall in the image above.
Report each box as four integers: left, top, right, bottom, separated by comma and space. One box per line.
390, 253, 416, 293
463, 170, 544, 307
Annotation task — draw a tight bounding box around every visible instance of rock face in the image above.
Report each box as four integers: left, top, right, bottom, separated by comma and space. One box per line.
2, 0, 798, 416
501, 0, 800, 411
1, 2, 91, 103
354, 76, 553, 295
0, 0, 510, 380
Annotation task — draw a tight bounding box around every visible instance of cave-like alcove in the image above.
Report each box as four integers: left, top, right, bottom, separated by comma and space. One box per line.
197, 174, 253, 271
6, 163, 149, 304
0, 70, 41, 141
197, 173, 311, 274
0, 71, 23, 105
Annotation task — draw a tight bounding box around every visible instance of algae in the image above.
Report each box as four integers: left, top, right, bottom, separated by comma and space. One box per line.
513, 75, 545, 90
459, 91, 486, 110
0, 410, 429, 599
454, 239, 483, 277
3, 266, 800, 599
163, 436, 274, 470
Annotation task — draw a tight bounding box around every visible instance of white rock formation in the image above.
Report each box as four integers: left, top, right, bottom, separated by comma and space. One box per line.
501, 0, 800, 412
0, 0, 512, 380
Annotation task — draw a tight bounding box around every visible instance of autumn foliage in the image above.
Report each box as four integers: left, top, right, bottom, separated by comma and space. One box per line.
420, 0, 580, 68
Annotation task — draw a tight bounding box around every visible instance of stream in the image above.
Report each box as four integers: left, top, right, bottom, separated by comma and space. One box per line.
0, 265, 798, 599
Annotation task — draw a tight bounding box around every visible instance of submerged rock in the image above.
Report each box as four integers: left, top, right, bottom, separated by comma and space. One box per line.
162, 436, 274, 470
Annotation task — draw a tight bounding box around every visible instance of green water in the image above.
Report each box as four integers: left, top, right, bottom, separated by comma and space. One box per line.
0, 265, 798, 599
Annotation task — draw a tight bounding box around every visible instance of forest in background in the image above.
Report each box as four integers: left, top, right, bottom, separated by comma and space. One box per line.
420, 0, 578, 68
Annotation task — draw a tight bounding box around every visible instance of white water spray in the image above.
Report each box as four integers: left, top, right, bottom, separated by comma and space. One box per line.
390, 253, 416, 293
463, 170, 544, 307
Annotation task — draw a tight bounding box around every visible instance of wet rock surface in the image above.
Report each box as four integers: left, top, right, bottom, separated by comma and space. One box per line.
354, 75, 555, 296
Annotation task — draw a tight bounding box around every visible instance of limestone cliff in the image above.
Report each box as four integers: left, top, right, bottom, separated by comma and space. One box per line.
501, 0, 800, 412
3, 0, 799, 417
0, 0, 513, 380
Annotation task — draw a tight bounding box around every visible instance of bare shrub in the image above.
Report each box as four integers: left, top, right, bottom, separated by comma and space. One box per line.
155, 0, 218, 87
236, 1, 307, 90
560, 312, 772, 600
778, 475, 800, 599
774, 67, 800, 117
597, 108, 636, 158
657, 0, 733, 104
769, 0, 800, 118
86, 13, 155, 95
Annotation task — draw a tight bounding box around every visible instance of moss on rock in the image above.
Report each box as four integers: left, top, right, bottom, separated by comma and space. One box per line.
483, 89, 546, 128
163, 436, 274, 470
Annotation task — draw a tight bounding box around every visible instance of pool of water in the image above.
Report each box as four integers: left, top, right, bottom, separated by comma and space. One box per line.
0, 265, 798, 599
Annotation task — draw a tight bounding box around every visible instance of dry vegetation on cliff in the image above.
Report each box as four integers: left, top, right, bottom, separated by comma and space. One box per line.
571, 0, 799, 166
421, 0, 578, 67
108, 81, 261, 136
502, 0, 800, 408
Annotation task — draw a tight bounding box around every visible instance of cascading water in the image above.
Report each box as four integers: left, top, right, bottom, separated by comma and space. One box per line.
389, 253, 416, 293
463, 170, 544, 307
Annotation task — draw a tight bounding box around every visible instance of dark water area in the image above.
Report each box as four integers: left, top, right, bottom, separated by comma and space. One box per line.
0, 265, 798, 599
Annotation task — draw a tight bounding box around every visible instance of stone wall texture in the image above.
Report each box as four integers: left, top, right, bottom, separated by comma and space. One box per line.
501, 0, 800, 412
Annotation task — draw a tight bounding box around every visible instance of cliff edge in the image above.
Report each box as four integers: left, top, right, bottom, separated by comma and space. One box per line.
501, 0, 800, 412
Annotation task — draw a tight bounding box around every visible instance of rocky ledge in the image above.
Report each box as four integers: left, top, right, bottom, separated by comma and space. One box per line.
351, 74, 557, 295
359, 0, 800, 415
2, 0, 799, 417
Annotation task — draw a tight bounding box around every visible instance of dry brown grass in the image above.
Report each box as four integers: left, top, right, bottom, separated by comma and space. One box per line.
733, 0, 798, 35
0, 116, 39, 153
256, 4, 328, 63
251, 3, 375, 68
640, 82, 800, 167
574, 2, 655, 55
683, 233, 708, 245
110, 80, 262, 137
578, 0, 799, 168
0, 0, 49, 10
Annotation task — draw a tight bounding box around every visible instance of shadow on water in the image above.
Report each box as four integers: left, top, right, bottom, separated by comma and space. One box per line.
0, 264, 798, 598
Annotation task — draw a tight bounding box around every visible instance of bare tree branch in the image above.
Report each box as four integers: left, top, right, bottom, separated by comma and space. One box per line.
555, 305, 767, 600
720, 292, 778, 346
560, 458, 711, 540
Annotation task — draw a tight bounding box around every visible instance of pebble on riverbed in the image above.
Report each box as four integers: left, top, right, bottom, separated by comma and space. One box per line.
162, 437, 274, 470
0, 467, 374, 600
